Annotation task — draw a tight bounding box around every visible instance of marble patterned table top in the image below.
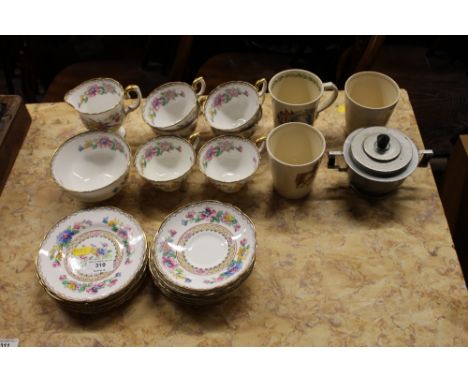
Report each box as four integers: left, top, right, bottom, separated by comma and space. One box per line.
0, 92, 467, 346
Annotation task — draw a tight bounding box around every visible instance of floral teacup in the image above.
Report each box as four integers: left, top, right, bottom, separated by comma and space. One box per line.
64, 78, 142, 137
143, 77, 206, 137
198, 135, 266, 193
211, 108, 263, 139
135, 133, 200, 192
51, 131, 131, 202
202, 79, 267, 135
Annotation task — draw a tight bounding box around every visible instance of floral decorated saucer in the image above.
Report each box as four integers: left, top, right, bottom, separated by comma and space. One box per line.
36, 207, 147, 304
152, 200, 256, 293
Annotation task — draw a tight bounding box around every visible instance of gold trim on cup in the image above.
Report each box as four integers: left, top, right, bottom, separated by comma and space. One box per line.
64, 77, 127, 116
143, 81, 201, 131
50, 130, 132, 195
134, 135, 197, 186
197, 135, 263, 186
203, 80, 264, 132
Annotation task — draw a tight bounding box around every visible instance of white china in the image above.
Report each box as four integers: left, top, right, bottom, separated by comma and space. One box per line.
135, 133, 200, 192
198, 135, 266, 193
151, 200, 256, 293
143, 77, 205, 137
36, 207, 147, 304
51, 131, 131, 202
203, 79, 266, 133
64, 78, 142, 137
211, 108, 263, 139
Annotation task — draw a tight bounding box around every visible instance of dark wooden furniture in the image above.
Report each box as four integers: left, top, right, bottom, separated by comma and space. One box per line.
0, 95, 31, 195
441, 135, 468, 282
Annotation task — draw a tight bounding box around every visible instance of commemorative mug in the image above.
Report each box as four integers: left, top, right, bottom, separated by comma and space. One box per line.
64, 77, 142, 137
266, 122, 326, 199
344, 71, 400, 133
268, 69, 338, 126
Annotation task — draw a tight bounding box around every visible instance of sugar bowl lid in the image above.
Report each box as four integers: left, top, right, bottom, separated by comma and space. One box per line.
346, 126, 417, 176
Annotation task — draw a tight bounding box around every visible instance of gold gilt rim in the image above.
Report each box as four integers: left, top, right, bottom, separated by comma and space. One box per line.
143, 81, 200, 130
134, 135, 196, 185
149, 250, 255, 297
50, 130, 132, 194
210, 106, 262, 134
197, 135, 261, 185
64, 77, 126, 116
204, 80, 262, 131
35, 206, 148, 304
151, 200, 257, 293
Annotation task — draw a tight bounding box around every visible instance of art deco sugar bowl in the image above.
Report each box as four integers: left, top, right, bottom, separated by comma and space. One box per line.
135, 133, 200, 192
327, 126, 433, 196
36, 207, 147, 314
51, 131, 131, 202
198, 135, 266, 193
142, 77, 206, 137
203, 79, 267, 136
149, 200, 256, 305
64, 78, 142, 137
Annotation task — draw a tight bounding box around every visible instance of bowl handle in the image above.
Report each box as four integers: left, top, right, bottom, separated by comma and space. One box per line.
188, 132, 201, 150
255, 136, 267, 154
255, 78, 267, 105
123, 85, 142, 115
192, 77, 206, 96
198, 95, 208, 114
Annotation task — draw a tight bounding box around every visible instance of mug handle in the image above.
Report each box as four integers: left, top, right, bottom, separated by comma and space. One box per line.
255, 78, 267, 105
317, 82, 338, 115
198, 95, 208, 114
123, 84, 142, 115
255, 136, 267, 154
188, 132, 201, 150
192, 77, 206, 96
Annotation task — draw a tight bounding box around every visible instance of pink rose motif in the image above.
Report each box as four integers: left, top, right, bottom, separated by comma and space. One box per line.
214, 94, 224, 108
163, 256, 177, 269
87, 85, 98, 96
240, 238, 247, 246
169, 229, 177, 237
159, 141, 170, 151
152, 98, 161, 110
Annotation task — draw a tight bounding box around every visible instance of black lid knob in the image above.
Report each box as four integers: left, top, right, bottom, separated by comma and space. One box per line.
376, 134, 390, 151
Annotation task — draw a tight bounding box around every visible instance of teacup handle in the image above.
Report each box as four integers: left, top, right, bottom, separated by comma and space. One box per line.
317, 82, 338, 115
123, 84, 142, 115
198, 95, 208, 114
188, 132, 201, 150
192, 77, 206, 96
255, 136, 267, 154
255, 78, 267, 105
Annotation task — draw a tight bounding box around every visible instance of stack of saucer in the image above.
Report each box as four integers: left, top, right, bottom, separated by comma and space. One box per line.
149, 200, 256, 305
36, 207, 147, 314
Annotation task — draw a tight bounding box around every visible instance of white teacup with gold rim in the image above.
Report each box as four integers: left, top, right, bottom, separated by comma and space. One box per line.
135, 133, 200, 192
51, 131, 131, 202
203, 79, 267, 134
143, 77, 206, 137
198, 135, 266, 193
64, 78, 142, 137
